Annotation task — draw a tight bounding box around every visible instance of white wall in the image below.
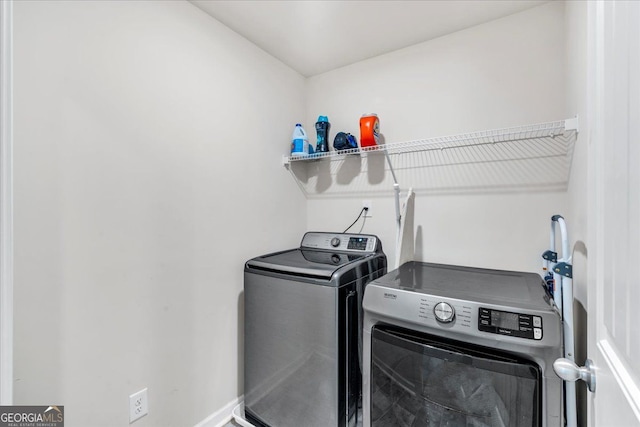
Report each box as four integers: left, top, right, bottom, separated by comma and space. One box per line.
565, 1, 589, 283
305, 2, 569, 272
11, 1, 584, 425
13, 1, 306, 426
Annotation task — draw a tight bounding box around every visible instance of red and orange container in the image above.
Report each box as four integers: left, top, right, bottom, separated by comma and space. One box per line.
359, 113, 380, 148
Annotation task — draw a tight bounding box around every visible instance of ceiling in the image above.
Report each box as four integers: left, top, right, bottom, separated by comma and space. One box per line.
191, 0, 549, 77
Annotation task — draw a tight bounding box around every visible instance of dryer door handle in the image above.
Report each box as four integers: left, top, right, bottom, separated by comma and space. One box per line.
553, 357, 596, 393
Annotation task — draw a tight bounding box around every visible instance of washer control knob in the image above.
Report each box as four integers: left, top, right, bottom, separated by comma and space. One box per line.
434, 302, 455, 323
330, 237, 341, 247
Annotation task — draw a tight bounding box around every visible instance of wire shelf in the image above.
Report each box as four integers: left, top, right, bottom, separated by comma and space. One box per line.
285, 119, 576, 163
284, 118, 578, 197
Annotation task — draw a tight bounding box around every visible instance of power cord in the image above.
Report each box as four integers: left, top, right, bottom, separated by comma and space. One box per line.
343, 207, 368, 233
358, 213, 367, 233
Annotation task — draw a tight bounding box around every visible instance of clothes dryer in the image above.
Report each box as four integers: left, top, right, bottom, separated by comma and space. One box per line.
363, 262, 563, 427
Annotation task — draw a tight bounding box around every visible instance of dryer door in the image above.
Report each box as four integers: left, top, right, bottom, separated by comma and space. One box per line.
370, 325, 542, 427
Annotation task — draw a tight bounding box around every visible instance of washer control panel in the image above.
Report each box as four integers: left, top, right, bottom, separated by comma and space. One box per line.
301, 232, 379, 253
478, 307, 543, 340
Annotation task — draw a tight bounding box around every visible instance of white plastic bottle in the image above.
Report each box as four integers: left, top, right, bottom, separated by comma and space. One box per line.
291, 123, 310, 157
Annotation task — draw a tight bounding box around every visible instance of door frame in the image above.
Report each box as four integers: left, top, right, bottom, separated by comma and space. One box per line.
0, 0, 13, 405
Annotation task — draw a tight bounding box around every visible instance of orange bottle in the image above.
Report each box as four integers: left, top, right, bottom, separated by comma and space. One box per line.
360, 113, 380, 148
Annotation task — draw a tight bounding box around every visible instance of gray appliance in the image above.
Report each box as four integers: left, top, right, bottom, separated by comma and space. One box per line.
363, 262, 563, 427
244, 232, 387, 427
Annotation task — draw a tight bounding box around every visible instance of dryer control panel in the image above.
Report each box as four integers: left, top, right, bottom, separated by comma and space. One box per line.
478, 307, 543, 340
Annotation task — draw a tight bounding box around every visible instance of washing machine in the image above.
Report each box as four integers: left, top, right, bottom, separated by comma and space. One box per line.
362, 261, 563, 427
244, 232, 387, 427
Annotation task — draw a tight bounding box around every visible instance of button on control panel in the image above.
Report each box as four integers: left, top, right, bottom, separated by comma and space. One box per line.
533, 316, 542, 328
433, 302, 455, 323
478, 307, 543, 340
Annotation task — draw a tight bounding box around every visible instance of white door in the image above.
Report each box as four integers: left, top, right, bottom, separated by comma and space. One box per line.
587, 1, 640, 425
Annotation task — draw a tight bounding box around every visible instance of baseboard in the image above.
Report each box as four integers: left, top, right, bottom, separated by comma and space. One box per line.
194, 395, 242, 427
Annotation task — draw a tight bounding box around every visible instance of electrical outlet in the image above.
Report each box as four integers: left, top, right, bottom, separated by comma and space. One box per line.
362, 200, 373, 218
129, 388, 148, 423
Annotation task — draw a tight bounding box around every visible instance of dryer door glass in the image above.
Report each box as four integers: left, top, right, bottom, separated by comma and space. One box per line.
370, 325, 541, 427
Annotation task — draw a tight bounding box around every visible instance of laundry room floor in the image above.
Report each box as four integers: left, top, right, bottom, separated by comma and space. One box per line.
224, 409, 363, 426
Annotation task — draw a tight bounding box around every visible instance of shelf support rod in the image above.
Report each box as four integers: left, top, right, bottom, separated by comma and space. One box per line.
383, 150, 402, 247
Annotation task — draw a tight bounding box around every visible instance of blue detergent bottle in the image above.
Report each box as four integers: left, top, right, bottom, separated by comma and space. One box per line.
315, 116, 331, 153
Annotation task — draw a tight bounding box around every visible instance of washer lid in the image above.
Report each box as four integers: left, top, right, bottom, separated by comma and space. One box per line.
246, 248, 367, 279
